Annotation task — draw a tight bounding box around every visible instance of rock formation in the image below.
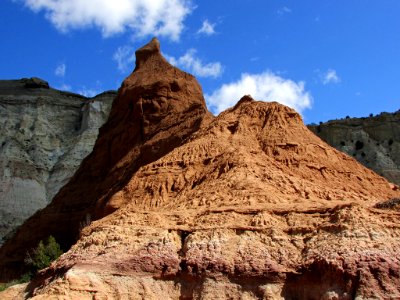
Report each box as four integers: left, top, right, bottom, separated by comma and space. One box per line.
1, 66, 399, 266
309, 112, 400, 186
1, 38, 400, 299
0, 79, 115, 244
0, 38, 211, 279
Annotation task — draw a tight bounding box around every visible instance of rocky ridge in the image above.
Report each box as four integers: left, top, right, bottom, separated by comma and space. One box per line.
1, 38, 400, 299
0, 78, 115, 243
309, 112, 400, 186
1, 68, 399, 255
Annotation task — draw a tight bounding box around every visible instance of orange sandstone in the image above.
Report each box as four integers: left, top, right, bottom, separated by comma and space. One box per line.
1, 38, 400, 299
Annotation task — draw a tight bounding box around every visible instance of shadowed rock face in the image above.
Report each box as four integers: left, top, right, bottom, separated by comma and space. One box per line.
0, 79, 115, 244
308, 112, 400, 186
1, 39, 400, 299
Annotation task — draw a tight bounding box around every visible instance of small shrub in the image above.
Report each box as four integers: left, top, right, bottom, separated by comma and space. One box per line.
18, 273, 32, 283
0, 273, 31, 291
25, 236, 63, 273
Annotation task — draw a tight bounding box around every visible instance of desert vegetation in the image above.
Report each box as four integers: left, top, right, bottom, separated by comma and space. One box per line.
0, 236, 62, 291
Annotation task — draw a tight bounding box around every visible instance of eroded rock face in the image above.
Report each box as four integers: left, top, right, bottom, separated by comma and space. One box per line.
0, 38, 211, 279
1, 39, 400, 299
0, 79, 115, 243
308, 112, 400, 185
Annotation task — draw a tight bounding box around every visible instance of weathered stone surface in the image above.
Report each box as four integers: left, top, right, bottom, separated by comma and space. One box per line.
0, 79, 115, 243
309, 112, 400, 185
0, 38, 211, 279
1, 39, 400, 299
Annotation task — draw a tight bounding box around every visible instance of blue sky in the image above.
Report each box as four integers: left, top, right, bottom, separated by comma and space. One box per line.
1, 0, 400, 123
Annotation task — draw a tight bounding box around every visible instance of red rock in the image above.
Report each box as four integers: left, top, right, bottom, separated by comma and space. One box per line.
1, 38, 400, 299
0, 37, 211, 279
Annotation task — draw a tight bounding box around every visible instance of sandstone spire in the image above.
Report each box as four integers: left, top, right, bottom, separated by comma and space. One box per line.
134, 37, 162, 69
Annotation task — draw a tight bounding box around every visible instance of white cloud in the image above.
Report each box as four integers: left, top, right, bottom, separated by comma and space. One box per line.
206, 72, 312, 114
54, 63, 66, 77
197, 20, 216, 36
57, 83, 71, 91
20, 0, 193, 40
78, 87, 100, 98
277, 6, 292, 15
113, 46, 135, 73
322, 69, 340, 85
166, 49, 223, 78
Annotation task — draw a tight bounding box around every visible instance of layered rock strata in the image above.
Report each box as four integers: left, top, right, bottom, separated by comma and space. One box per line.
309, 112, 400, 185
1, 39, 400, 299
0, 79, 115, 244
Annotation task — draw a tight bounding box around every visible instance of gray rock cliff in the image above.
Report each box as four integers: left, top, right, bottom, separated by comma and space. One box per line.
308, 111, 400, 186
0, 78, 115, 243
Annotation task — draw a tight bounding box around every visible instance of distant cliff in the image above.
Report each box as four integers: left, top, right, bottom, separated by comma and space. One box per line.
0, 78, 115, 243
308, 111, 400, 186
